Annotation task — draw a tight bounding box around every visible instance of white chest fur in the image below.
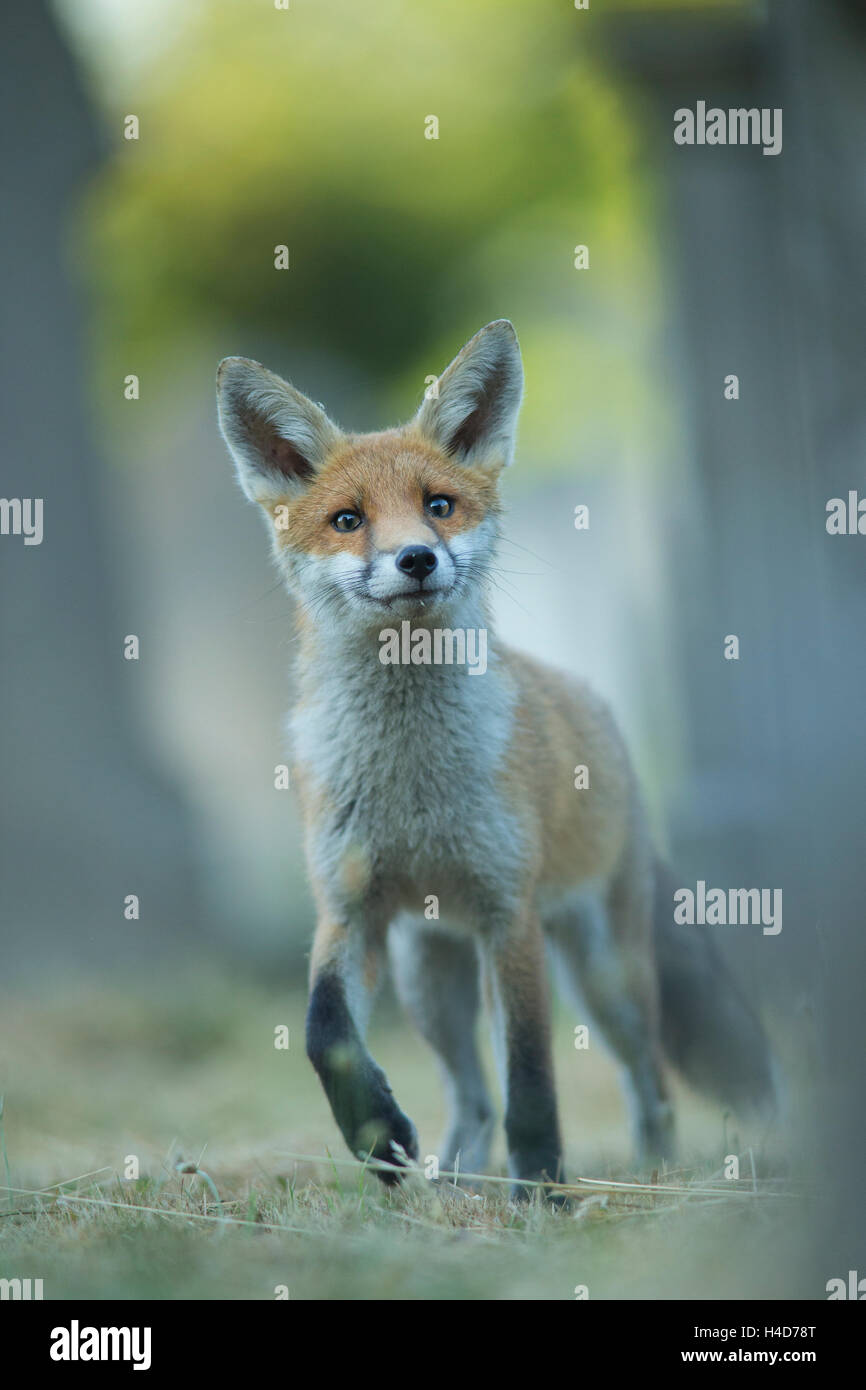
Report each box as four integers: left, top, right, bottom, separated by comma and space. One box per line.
289, 620, 526, 922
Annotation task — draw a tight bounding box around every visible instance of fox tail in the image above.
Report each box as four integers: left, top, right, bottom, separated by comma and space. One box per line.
654, 859, 777, 1113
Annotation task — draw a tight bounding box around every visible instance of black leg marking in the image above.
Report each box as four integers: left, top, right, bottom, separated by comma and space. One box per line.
306, 971, 418, 1181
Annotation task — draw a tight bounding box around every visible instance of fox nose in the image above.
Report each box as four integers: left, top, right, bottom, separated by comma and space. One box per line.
395, 545, 438, 582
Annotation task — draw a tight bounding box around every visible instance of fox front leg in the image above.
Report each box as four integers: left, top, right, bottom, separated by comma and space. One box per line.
485, 911, 565, 1202
305, 922, 418, 1181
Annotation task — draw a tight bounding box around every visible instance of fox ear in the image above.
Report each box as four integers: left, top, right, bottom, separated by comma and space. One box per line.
415, 319, 523, 470
216, 357, 341, 502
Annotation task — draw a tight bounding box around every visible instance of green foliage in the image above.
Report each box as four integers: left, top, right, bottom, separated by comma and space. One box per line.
80, 0, 665, 468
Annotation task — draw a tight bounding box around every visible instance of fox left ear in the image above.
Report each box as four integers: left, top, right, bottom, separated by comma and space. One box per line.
216, 357, 342, 503
415, 319, 523, 470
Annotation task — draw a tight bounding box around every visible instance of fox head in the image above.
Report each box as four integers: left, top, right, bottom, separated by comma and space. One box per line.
216, 320, 523, 627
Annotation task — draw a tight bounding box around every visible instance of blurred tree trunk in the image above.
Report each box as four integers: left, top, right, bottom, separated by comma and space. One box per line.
0, 3, 201, 975
604, 0, 866, 1280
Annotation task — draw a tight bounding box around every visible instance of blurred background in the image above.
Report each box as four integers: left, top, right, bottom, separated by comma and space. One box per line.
1, 0, 864, 1293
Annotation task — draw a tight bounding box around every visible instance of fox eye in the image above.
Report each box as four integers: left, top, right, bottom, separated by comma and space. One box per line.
426, 495, 454, 518
332, 510, 362, 532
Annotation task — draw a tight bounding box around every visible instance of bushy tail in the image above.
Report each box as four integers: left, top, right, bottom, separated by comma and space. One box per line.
654, 859, 777, 1114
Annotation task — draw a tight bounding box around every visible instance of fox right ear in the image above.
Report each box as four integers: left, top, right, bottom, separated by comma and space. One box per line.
415, 319, 523, 471
216, 357, 341, 503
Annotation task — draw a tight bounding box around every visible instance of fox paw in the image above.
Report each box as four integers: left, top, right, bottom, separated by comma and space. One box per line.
354, 1108, 419, 1184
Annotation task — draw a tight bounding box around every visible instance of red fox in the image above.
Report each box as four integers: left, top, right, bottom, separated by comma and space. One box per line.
217, 320, 775, 1196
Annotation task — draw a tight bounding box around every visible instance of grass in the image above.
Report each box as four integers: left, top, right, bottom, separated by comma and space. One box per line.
0, 968, 815, 1300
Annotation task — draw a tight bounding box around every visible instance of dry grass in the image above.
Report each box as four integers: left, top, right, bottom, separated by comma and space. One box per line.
0, 968, 815, 1300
